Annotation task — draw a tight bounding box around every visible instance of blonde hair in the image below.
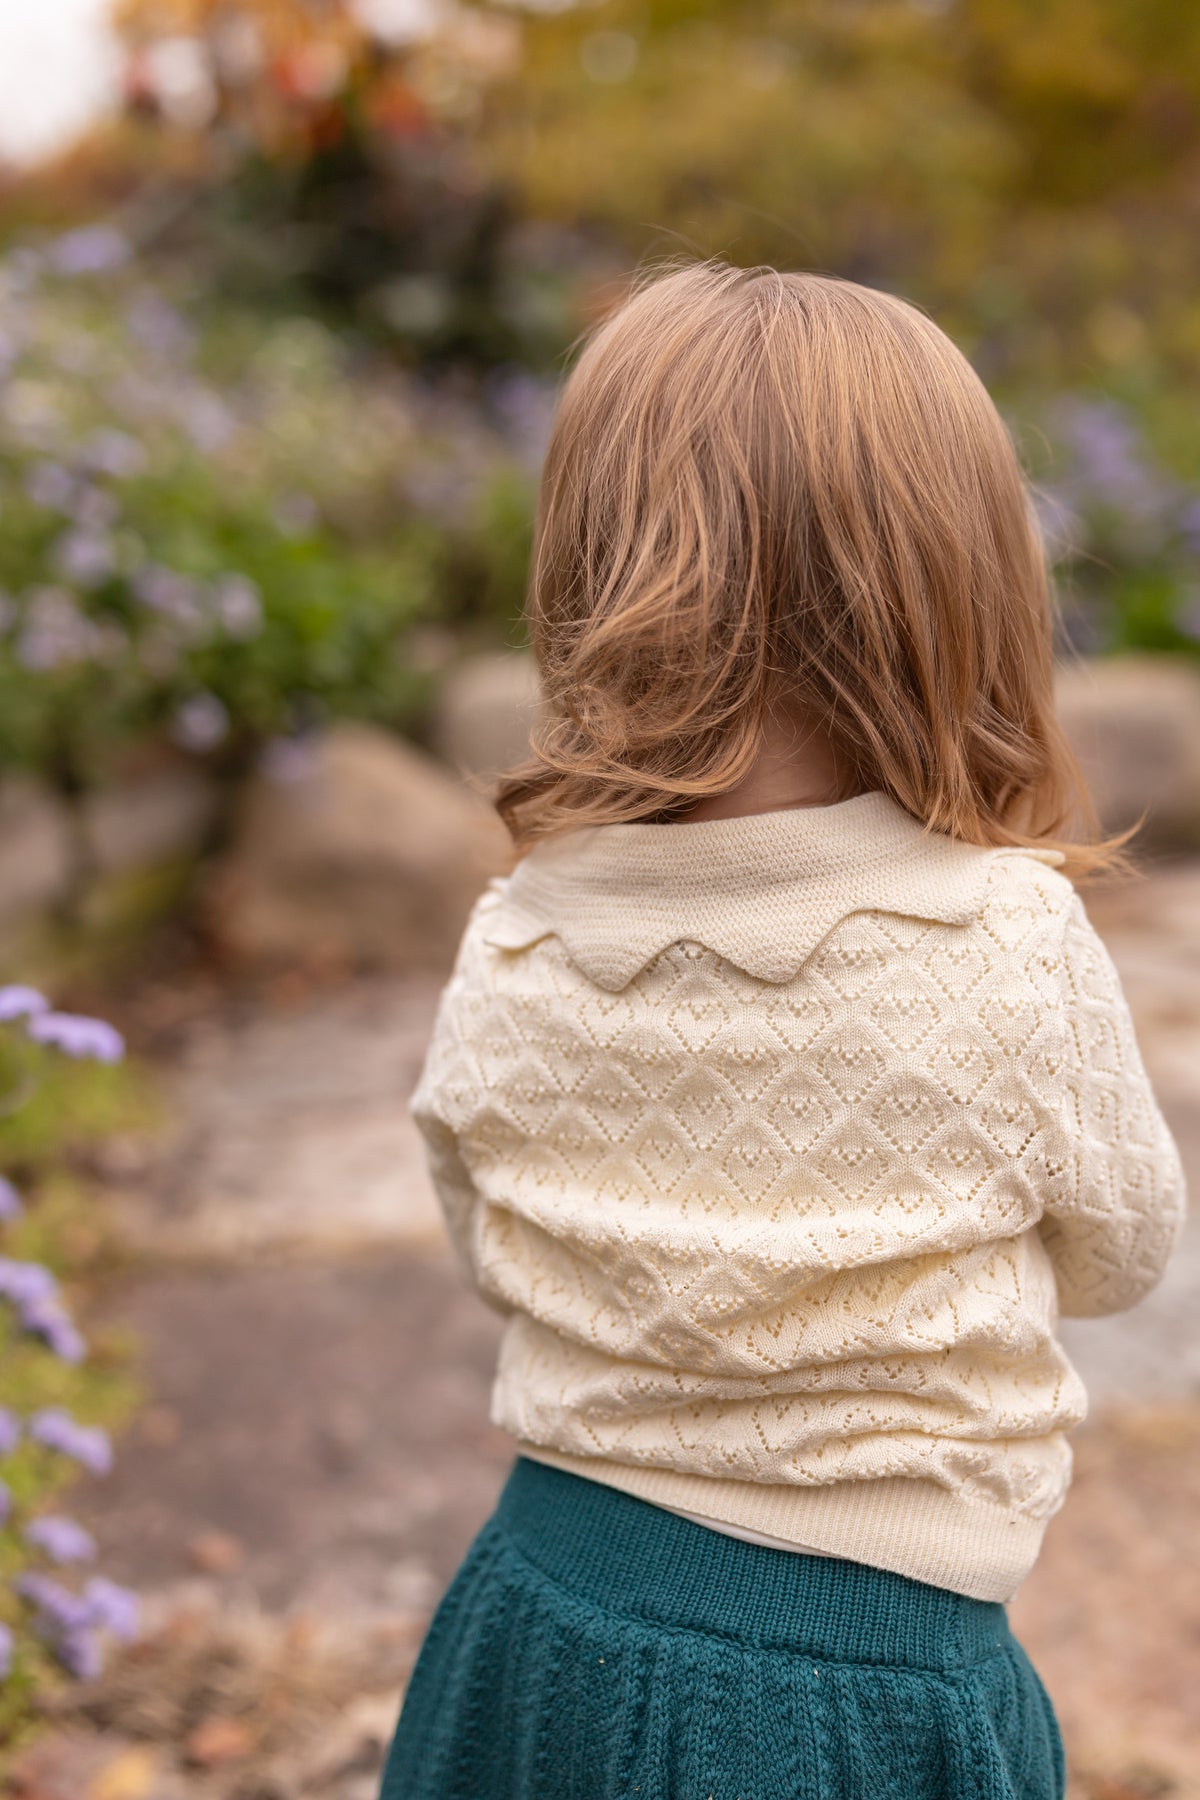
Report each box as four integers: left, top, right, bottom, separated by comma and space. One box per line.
489, 259, 1141, 884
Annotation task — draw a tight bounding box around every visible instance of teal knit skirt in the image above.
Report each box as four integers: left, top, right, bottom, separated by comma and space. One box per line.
378, 1454, 1066, 1800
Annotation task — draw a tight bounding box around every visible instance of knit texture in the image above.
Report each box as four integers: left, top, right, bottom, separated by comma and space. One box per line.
378, 1454, 1067, 1800
408, 789, 1187, 1602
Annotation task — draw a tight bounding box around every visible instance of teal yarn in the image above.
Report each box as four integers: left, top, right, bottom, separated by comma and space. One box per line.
379, 1455, 1066, 1800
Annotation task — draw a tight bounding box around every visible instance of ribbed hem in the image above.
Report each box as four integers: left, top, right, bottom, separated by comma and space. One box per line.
515, 1443, 1044, 1605
496, 1454, 1015, 1670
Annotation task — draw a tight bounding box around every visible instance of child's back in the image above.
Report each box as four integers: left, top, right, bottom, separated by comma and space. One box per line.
377, 262, 1188, 1800
407, 788, 1184, 1606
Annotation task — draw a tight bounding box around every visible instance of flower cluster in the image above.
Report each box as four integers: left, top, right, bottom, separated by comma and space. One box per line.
10, 1574, 136, 1682
0, 225, 534, 797
0, 985, 138, 1688
1031, 396, 1200, 652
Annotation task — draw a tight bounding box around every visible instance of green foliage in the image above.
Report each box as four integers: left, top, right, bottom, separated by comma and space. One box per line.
1011, 389, 1200, 656
0, 1039, 157, 1177
0, 248, 529, 794
438, 462, 538, 645
479, 0, 1200, 391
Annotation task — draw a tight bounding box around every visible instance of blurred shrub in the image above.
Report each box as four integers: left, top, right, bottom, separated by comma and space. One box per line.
16, 0, 1200, 403
78, 0, 1200, 671
481, 0, 1200, 395
93, 0, 579, 370
1022, 394, 1200, 657
0, 228, 534, 803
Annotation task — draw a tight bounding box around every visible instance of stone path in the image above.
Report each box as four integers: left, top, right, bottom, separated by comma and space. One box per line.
11, 863, 1200, 1800
77, 1254, 509, 1615
1059, 864, 1200, 1406
104, 971, 449, 1258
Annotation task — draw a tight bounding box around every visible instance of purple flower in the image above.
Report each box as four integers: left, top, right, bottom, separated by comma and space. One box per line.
28, 1409, 112, 1475
75, 486, 120, 531
26, 1012, 125, 1063
0, 1623, 13, 1681
24, 1515, 97, 1564
131, 565, 207, 637
487, 368, 556, 467
20, 1294, 86, 1362
0, 1407, 21, 1455
0, 1258, 57, 1307
52, 527, 117, 589
82, 428, 145, 480
1052, 396, 1177, 543
16, 588, 104, 672
0, 985, 49, 1022
56, 1625, 103, 1680
125, 292, 194, 361
0, 1175, 23, 1220
15, 1571, 92, 1632
24, 461, 76, 512
15, 1572, 137, 1681
171, 692, 229, 753
212, 574, 262, 640
48, 225, 131, 277
182, 388, 235, 452
83, 1577, 139, 1642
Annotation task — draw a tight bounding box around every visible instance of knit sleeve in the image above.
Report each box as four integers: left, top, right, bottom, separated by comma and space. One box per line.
1035, 888, 1188, 1319
407, 896, 517, 1321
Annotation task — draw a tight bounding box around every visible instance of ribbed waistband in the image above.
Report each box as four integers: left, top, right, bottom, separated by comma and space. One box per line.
493, 1455, 1013, 1672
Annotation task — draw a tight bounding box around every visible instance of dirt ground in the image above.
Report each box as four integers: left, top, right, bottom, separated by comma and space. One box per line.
8, 858, 1200, 1800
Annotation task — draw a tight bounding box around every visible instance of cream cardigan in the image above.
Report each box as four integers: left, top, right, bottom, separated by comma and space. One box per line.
408, 789, 1187, 1602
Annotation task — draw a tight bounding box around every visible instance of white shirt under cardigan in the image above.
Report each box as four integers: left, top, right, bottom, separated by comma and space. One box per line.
407, 789, 1187, 1602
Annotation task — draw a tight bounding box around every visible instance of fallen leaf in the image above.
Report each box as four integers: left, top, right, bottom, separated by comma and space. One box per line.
87, 1746, 162, 1800
185, 1530, 245, 1574
183, 1717, 255, 1767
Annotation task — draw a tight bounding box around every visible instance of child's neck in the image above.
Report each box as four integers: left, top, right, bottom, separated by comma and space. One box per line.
671, 704, 855, 823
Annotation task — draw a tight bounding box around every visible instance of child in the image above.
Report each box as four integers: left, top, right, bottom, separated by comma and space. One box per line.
378, 261, 1188, 1799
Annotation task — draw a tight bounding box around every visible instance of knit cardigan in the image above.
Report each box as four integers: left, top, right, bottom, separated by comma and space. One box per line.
407, 788, 1187, 1603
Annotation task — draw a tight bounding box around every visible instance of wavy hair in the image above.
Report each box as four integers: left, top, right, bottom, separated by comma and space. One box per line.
488, 259, 1141, 884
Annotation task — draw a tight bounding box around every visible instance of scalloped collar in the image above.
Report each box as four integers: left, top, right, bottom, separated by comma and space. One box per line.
478, 788, 1067, 991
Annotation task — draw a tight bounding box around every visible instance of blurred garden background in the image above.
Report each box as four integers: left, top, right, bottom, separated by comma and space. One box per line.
0, 1, 1199, 1795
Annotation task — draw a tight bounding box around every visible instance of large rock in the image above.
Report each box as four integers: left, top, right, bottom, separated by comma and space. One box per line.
0, 777, 72, 926
83, 761, 221, 877
430, 648, 1200, 854
1054, 654, 1200, 853
429, 649, 544, 786
206, 724, 513, 972
0, 758, 221, 961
